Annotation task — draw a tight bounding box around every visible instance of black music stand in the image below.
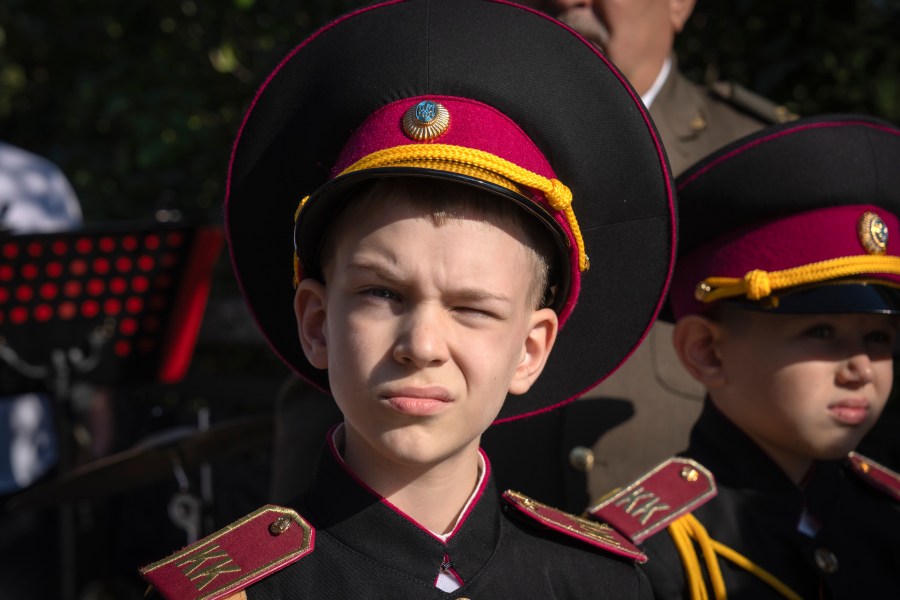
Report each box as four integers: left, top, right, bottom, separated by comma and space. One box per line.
0, 221, 224, 393
0, 220, 223, 600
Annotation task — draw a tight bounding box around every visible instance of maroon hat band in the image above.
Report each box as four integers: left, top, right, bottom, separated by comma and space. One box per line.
671, 204, 900, 318
672, 114, 900, 319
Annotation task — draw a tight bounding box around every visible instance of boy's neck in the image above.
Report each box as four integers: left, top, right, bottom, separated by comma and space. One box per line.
338, 426, 484, 535
752, 440, 814, 487
709, 399, 814, 486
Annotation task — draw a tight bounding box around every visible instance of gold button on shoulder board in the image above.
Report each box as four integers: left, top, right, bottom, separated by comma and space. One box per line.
269, 515, 292, 536
680, 466, 699, 482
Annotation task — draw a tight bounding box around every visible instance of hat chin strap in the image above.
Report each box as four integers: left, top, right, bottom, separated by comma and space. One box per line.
694, 254, 900, 304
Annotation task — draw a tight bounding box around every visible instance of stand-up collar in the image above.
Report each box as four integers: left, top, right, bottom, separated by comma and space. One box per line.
301, 434, 502, 587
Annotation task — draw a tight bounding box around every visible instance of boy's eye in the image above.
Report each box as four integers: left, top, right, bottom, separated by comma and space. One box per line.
366, 287, 399, 301
865, 330, 894, 345
452, 305, 498, 320
805, 325, 834, 340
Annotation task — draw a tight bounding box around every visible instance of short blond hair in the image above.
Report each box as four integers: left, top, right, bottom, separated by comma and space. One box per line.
320, 177, 556, 309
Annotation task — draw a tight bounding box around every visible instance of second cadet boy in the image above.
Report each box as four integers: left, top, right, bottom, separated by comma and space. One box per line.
592, 114, 900, 599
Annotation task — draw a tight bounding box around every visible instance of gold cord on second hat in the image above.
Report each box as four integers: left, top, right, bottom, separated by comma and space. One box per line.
695, 254, 900, 303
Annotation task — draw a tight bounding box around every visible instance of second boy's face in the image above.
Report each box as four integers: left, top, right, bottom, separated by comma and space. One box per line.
712, 310, 896, 467
296, 196, 557, 472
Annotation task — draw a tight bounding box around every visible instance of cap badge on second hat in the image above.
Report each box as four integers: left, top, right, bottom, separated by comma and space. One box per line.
859, 211, 888, 255
402, 100, 450, 141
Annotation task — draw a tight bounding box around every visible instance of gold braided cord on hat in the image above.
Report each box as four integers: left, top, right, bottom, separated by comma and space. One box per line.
338, 144, 588, 272
695, 255, 900, 303
667, 514, 801, 600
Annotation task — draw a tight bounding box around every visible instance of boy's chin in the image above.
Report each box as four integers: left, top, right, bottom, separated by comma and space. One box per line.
377, 430, 482, 466
810, 434, 870, 461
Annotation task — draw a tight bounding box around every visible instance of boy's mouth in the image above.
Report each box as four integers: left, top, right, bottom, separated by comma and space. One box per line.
827, 398, 870, 426
383, 387, 453, 416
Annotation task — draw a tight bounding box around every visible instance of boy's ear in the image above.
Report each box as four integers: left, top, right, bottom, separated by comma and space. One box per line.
672, 314, 726, 388
294, 279, 329, 370
669, 0, 697, 32
508, 308, 559, 395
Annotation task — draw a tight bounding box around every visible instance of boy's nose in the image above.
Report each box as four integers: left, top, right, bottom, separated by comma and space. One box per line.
393, 309, 450, 368
837, 352, 875, 386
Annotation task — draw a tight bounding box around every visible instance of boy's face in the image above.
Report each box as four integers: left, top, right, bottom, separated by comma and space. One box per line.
294, 194, 557, 471
709, 309, 896, 465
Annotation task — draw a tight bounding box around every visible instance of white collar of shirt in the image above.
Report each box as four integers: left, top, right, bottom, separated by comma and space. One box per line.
430, 451, 486, 542
330, 425, 484, 592
329, 423, 487, 542
641, 55, 672, 109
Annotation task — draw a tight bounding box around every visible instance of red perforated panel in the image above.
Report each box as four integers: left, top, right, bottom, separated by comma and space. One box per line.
0, 223, 223, 393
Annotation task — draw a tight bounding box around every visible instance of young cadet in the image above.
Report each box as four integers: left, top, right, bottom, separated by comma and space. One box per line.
590, 114, 900, 599
139, 0, 677, 597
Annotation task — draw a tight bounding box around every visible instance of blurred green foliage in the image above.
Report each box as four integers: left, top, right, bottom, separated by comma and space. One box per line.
1, 0, 897, 224
680, 0, 900, 123
0, 0, 366, 224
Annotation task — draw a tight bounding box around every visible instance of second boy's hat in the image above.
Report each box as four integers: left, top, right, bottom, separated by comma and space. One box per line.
671, 114, 900, 319
225, 0, 676, 421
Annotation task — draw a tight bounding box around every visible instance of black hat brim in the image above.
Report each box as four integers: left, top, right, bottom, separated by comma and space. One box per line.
733, 282, 900, 315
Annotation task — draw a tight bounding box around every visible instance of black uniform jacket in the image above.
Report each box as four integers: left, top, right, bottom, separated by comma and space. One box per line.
641, 401, 900, 599
251, 440, 651, 598
147, 434, 653, 599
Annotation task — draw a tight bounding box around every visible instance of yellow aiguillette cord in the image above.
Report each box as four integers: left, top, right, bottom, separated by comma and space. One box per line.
667, 514, 802, 600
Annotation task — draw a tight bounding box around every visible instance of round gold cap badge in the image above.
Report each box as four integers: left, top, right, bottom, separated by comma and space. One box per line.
402, 100, 450, 141
858, 211, 889, 255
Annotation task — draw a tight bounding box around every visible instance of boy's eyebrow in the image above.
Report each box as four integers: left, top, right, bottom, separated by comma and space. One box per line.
345, 261, 406, 286
449, 286, 514, 305
346, 261, 514, 304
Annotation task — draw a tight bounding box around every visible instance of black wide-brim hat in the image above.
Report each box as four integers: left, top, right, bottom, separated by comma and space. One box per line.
226, 0, 675, 422
670, 114, 900, 319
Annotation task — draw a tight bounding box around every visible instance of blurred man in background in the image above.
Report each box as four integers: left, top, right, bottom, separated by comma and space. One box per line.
545, 0, 788, 174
